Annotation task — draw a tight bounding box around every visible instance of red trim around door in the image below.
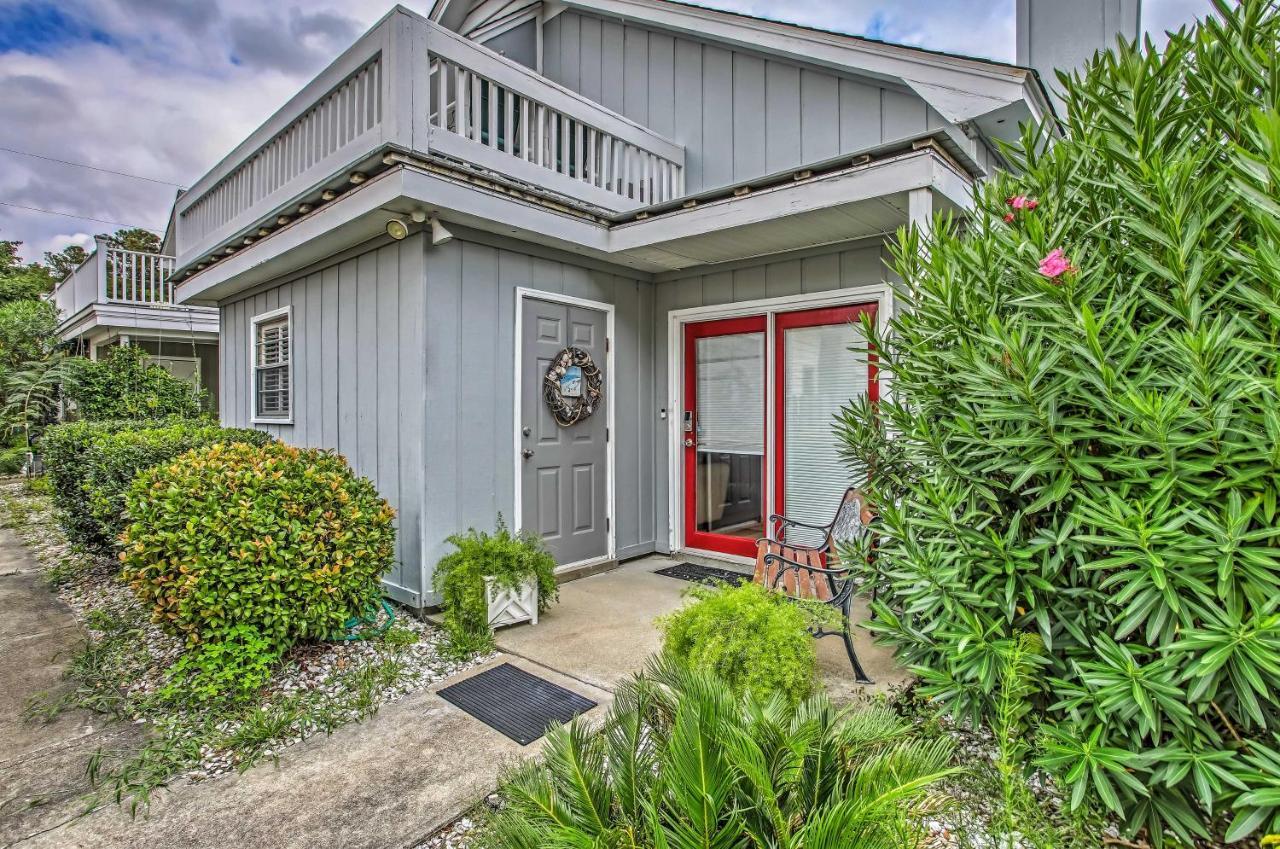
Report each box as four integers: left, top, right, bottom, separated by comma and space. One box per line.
772, 303, 878, 519
683, 315, 767, 558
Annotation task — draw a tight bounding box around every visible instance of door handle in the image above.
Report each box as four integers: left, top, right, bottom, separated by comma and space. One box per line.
522, 449, 535, 459
683, 438, 694, 448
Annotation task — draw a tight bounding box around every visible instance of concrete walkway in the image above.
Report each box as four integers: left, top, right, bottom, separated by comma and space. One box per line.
2, 524, 903, 848
0, 522, 611, 849
497, 555, 910, 704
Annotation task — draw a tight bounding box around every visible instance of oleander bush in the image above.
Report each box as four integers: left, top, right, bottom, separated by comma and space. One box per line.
836, 1, 1280, 843
40, 418, 272, 552
658, 581, 818, 707
64, 345, 205, 420
119, 441, 396, 699
487, 658, 955, 849
432, 519, 558, 656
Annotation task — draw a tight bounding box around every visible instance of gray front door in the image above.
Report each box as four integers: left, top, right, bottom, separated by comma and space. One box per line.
520, 297, 609, 566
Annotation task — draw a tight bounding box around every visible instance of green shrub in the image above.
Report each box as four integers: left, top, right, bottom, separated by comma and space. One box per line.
836, 2, 1280, 843
156, 625, 281, 707
64, 346, 204, 420
40, 418, 272, 553
487, 658, 955, 849
658, 581, 816, 706
120, 442, 397, 662
431, 519, 558, 655
0, 444, 26, 475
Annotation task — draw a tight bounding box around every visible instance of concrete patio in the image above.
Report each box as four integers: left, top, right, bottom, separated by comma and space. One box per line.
495, 554, 911, 705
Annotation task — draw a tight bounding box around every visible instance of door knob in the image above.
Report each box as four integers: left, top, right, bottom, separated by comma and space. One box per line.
522, 449, 535, 459
683, 438, 694, 448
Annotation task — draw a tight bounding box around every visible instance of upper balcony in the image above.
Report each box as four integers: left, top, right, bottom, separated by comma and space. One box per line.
171, 6, 685, 275
53, 238, 217, 342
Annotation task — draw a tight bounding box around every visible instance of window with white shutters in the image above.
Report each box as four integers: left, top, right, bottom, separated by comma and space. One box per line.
252, 309, 291, 421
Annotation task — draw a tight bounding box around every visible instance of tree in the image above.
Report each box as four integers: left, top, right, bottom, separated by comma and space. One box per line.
0, 241, 57, 303
98, 227, 160, 254
0, 299, 59, 371
42, 244, 88, 279
837, 1, 1280, 844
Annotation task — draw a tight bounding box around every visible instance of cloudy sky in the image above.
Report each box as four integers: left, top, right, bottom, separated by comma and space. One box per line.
0, 0, 1209, 263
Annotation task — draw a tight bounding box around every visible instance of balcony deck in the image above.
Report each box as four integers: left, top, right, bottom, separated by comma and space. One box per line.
172, 7, 685, 276
53, 241, 217, 342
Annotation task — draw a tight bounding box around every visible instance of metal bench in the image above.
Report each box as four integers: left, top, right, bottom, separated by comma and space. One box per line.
754, 488, 877, 684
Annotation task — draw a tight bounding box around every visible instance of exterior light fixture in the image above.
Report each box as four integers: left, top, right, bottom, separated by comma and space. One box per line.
429, 216, 453, 246
257, 228, 271, 237
297, 203, 313, 214
349, 172, 367, 185
321, 189, 337, 201
276, 215, 290, 226
410, 210, 428, 224
386, 218, 409, 240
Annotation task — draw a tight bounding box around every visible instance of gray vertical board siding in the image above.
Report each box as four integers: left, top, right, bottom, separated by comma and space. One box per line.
649, 239, 891, 550
541, 11, 953, 195
482, 19, 536, 69
418, 235, 656, 589
216, 235, 429, 603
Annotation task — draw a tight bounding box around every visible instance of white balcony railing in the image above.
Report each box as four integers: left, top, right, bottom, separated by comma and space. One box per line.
53, 239, 178, 324
172, 8, 686, 271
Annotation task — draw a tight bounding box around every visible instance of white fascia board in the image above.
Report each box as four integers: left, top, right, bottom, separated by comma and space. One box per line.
608, 149, 971, 253
58, 303, 219, 341
174, 165, 622, 305
562, 0, 1040, 124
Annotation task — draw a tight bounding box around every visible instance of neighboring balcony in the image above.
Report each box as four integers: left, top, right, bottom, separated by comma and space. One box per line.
53, 238, 219, 349
170, 7, 686, 277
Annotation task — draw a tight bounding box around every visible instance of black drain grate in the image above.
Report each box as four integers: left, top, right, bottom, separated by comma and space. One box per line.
437, 663, 597, 745
654, 561, 750, 587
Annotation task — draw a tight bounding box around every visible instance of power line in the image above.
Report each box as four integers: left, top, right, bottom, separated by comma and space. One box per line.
0, 200, 162, 231
0, 145, 186, 189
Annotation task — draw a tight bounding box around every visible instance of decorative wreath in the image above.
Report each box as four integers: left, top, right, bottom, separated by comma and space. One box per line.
543, 346, 603, 427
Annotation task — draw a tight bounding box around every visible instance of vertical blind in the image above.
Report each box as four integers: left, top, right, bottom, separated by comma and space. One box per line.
696, 332, 764, 454
783, 321, 869, 532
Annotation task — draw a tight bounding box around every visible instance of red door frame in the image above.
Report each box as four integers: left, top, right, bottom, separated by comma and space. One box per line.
772, 302, 878, 519
683, 314, 768, 558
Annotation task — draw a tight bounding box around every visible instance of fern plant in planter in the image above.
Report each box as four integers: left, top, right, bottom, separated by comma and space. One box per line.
432, 519, 558, 655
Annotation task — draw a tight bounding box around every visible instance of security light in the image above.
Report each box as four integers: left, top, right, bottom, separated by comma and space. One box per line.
386, 218, 409, 241
429, 217, 453, 246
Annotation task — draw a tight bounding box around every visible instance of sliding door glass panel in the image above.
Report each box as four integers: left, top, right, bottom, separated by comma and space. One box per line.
782, 321, 868, 543
695, 332, 764, 537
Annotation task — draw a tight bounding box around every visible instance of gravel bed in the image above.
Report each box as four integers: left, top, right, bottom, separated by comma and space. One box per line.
2, 477, 494, 782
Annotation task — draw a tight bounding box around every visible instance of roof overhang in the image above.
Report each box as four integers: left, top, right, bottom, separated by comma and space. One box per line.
174, 144, 968, 305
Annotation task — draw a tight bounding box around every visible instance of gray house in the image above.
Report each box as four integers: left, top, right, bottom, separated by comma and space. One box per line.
168, 0, 1128, 607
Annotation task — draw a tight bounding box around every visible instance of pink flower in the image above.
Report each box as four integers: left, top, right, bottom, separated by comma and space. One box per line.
1003, 212, 1016, 223
1038, 248, 1075, 279
1007, 195, 1038, 210
1025, 198, 1039, 209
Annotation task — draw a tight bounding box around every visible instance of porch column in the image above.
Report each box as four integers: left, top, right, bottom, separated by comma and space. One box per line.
907, 186, 934, 244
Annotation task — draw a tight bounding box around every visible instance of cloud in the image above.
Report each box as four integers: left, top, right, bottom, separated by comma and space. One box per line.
227, 8, 363, 73
0, 0, 1214, 263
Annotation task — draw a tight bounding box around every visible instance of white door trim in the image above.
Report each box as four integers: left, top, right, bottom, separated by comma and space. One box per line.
513, 286, 617, 573
665, 283, 893, 557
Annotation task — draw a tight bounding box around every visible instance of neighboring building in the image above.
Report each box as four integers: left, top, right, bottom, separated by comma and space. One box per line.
166, 0, 1115, 607
52, 235, 220, 408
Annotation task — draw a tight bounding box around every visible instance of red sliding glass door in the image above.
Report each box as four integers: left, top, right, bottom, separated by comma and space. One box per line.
681, 301, 878, 559
682, 315, 768, 558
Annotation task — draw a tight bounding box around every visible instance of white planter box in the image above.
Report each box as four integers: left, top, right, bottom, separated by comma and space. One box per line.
485, 576, 539, 629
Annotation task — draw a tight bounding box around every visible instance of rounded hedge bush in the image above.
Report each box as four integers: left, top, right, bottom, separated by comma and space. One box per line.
119, 441, 396, 651
41, 418, 273, 553
659, 582, 816, 706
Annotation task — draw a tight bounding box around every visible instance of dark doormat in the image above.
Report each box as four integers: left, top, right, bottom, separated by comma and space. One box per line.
654, 561, 749, 586
437, 663, 597, 745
